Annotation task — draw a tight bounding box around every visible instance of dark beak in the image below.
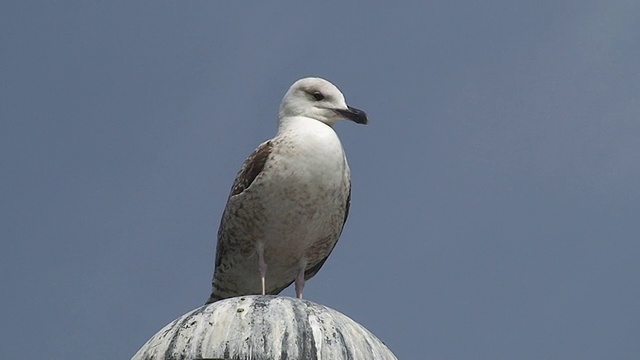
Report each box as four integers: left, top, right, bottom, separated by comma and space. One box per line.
335, 106, 368, 125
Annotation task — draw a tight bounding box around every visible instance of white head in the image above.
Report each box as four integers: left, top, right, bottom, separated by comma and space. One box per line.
278, 77, 368, 127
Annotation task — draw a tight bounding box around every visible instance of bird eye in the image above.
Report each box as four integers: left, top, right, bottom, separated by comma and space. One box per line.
311, 91, 325, 101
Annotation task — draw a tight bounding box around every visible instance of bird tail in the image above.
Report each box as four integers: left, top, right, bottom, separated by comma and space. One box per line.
205, 291, 224, 305
205, 280, 234, 304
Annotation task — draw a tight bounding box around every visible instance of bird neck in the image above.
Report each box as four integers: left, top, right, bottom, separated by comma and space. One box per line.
277, 116, 336, 135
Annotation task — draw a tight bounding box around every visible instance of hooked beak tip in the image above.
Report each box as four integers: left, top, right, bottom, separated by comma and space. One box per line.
335, 106, 368, 125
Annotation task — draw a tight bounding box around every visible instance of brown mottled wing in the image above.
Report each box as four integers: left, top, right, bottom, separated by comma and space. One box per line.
304, 182, 351, 280
214, 140, 273, 268
229, 140, 274, 197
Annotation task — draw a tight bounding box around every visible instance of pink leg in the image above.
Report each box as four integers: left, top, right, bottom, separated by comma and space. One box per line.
257, 243, 267, 295
295, 260, 307, 299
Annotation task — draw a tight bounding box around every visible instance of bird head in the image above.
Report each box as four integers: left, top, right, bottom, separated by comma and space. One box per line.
279, 77, 368, 127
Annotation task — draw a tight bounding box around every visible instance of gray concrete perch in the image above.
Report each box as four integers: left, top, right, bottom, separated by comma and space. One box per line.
132, 295, 397, 360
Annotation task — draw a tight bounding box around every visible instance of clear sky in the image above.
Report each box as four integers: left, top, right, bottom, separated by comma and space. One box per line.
2, 2, 639, 359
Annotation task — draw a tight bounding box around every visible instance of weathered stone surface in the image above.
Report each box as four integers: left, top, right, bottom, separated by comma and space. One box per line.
133, 295, 397, 360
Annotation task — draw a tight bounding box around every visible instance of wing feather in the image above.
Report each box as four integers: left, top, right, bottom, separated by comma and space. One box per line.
214, 141, 273, 269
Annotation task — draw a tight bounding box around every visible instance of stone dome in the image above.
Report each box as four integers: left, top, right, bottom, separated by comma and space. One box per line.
133, 295, 397, 360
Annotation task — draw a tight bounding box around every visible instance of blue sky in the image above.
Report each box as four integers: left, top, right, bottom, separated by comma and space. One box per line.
2, 2, 639, 359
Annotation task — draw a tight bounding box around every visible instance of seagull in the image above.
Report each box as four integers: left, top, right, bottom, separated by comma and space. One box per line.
206, 77, 368, 304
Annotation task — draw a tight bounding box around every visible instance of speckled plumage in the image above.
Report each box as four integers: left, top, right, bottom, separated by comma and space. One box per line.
207, 78, 367, 303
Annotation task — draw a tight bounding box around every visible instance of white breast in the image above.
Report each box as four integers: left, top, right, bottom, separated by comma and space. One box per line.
214, 117, 351, 295
261, 118, 349, 250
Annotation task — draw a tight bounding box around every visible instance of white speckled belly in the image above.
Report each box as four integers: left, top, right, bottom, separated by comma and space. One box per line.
215, 120, 350, 295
